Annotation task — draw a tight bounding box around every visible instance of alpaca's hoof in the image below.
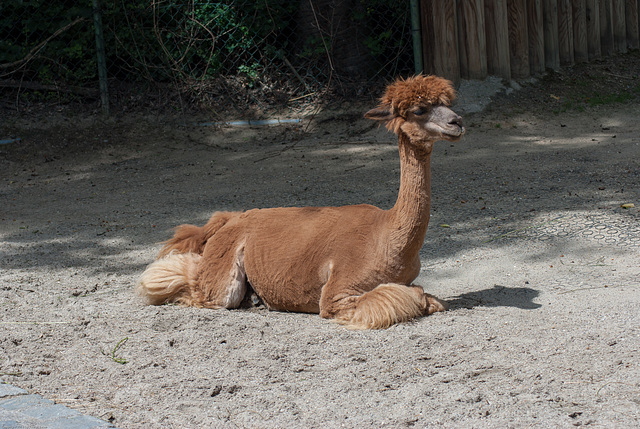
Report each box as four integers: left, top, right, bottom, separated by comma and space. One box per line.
424, 293, 448, 315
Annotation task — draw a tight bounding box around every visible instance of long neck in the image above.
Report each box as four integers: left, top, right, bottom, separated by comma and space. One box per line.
389, 133, 433, 257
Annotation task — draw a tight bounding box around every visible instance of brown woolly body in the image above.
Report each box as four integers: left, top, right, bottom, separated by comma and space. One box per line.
138, 75, 465, 329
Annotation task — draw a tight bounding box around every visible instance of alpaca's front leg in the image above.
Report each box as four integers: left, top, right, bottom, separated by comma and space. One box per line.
320, 282, 431, 329
424, 292, 448, 314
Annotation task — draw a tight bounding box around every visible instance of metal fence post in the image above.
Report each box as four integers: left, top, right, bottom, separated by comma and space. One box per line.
93, 0, 109, 116
410, 0, 424, 74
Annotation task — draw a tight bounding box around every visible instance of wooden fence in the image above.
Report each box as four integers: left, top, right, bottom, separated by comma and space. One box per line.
419, 0, 640, 83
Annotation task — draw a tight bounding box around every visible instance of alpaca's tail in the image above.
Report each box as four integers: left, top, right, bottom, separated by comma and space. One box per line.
158, 211, 239, 257
137, 252, 202, 306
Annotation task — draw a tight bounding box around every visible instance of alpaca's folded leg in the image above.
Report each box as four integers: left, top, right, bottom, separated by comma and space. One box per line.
424, 292, 448, 314
322, 284, 449, 329
323, 284, 428, 329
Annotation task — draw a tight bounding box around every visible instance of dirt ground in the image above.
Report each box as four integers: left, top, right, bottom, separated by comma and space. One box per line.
1, 54, 640, 428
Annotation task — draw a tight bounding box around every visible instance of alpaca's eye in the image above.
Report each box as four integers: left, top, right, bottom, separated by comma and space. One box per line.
413, 107, 427, 116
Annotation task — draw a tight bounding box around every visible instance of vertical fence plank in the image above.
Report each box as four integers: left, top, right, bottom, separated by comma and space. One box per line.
527, 0, 545, 74
440, 1, 460, 84
600, 0, 615, 55
458, 0, 488, 79
544, 0, 561, 69
572, 0, 588, 62
420, 0, 460, 84
421, 0, 436, 75
625, 0, 639, 49
508, 0, 530, 78
558, 0, 575, 65
586, 0, 602, 60
612, 0, 628, 52
485, 0, 511, 79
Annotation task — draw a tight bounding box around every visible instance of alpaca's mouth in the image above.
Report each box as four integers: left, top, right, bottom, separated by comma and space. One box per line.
443, 124, 465, 139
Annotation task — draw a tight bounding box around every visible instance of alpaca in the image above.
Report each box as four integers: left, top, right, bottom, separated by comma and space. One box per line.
138, 75, 465, 329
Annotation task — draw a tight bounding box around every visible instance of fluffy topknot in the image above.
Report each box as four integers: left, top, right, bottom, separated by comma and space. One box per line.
381, 75, 456, 117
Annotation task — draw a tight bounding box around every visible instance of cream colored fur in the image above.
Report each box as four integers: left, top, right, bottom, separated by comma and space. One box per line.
137, 252, 201, 306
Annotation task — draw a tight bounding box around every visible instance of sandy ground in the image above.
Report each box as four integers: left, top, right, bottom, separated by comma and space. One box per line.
1, 74, 640, 428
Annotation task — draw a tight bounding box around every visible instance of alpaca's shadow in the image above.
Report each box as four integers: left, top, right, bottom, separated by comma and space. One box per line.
445, 285, 541, 310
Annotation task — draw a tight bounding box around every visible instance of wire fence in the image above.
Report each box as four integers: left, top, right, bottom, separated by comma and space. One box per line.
0, 0, 416, 118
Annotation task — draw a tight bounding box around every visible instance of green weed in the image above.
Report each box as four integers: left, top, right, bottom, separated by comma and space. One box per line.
107, 337, 129, 365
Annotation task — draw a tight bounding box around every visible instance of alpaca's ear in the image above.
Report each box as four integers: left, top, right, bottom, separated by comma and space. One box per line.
364, 105, 394, 121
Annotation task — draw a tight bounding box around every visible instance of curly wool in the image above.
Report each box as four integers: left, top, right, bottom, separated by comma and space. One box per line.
381, 75, 456, 117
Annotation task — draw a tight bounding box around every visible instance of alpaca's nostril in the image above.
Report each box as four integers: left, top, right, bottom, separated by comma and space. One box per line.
449, 116, 463, 127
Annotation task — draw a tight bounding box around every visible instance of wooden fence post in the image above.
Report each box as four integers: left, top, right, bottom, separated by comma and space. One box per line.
625, 0, 639, 49
572, 0, 588, 62
600, 0, 615, 55
458, 0, 488, 79
528, 0, 545, 74
544, 0, 561, 70
558, 0, 575, 66
586, 0, 602, 60
421, 0, 436, 75
485, 0, 511, 79
421, 0, 460, 84
508, 0, 530, 78
612, 0, 628, 52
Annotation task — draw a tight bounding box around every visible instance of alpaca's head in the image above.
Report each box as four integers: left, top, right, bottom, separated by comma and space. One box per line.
365, 75, 464, 145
